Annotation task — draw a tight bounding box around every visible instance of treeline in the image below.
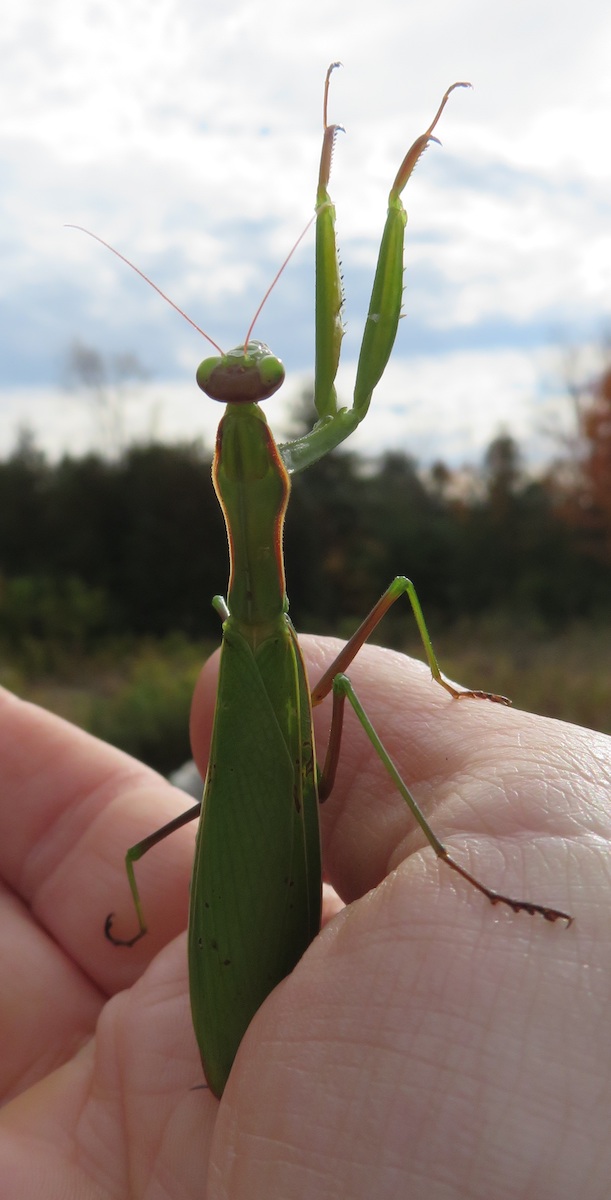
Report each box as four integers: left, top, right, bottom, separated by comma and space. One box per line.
1, 376, 610, 654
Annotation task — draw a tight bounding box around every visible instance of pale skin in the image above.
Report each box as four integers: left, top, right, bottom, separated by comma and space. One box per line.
0, 638, 610, 1199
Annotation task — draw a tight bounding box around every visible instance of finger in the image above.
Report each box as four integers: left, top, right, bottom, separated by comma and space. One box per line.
0, 882, 102, 1102
190, 645, 219, 769
0, 688, 196, 995
203, 639, 609, 1193
0, 936, 217, 1197
211, 843, 607, 1199
191, 636, 605, 914
301, 636, 607, 911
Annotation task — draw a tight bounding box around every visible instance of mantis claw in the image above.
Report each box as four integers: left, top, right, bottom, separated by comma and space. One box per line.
104, 911, 147, 948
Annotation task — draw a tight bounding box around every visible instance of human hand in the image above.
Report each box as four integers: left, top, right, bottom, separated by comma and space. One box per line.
0, 638, 609, 1198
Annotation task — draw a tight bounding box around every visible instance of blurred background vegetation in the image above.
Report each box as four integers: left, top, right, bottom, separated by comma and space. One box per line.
1, 348, 610, 775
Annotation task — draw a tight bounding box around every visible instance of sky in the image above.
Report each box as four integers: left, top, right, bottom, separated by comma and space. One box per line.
1, 0, 610, 467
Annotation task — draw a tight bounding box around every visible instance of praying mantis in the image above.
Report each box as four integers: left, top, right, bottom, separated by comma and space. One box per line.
100, 66, 571, 1099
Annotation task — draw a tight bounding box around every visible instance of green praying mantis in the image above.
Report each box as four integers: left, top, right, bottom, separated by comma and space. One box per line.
97, 66, 571, 1099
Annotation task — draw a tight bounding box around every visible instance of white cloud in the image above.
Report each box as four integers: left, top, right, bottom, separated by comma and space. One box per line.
332, 343, 577, 465
0, 0, 610, 463
0, 339, 579, 471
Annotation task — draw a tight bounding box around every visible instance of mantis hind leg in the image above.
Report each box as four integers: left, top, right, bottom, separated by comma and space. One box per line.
317, 672, 571, 926
309, 579, 572, 925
